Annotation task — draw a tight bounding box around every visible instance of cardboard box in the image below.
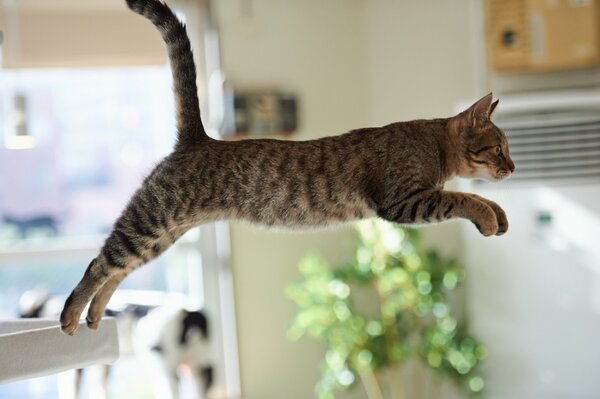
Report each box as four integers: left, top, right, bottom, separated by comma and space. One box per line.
486, 0, 600, 73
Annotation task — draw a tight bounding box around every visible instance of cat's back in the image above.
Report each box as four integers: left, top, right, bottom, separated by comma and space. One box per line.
177, 130, 374, 173
164, 119, 443, 179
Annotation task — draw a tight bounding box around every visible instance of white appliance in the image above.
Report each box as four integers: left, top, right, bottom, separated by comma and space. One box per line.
460, 89, 600, 399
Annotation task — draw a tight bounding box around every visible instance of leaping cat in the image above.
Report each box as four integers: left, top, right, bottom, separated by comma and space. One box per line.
60, 0, 515, 335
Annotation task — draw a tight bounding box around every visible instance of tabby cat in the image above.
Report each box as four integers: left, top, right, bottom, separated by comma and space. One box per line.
60, 0, 515, 334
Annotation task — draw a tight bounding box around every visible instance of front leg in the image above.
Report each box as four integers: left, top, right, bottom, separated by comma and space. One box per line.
378, 189, 499, 236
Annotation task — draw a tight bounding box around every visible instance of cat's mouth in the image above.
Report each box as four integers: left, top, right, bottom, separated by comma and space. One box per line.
495, 169, 512, 180
472, 167, 512, 182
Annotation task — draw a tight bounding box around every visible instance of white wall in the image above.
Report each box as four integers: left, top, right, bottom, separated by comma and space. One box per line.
214, 1, 481, 398
362, 1, 479, 123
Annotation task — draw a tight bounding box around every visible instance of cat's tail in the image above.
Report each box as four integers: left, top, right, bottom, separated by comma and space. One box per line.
126, 0, 209, 148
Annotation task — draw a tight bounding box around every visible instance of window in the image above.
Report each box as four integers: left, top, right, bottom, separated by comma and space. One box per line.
0, 66, 207, 397
0, 65, 181, 298
0, 4, 240, 394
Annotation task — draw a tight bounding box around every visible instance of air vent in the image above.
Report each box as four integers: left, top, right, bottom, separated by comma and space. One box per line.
469, 90, 600, 185
496, 110, 600, 183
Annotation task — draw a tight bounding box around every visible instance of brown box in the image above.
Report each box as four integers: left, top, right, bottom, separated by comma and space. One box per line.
485, 0, 600, 73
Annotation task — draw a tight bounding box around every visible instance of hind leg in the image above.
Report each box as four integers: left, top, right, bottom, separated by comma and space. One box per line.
60, 256, 117, 335
85, 231, 184, 330
85, 271, 129, 330
62, 225, 187, 334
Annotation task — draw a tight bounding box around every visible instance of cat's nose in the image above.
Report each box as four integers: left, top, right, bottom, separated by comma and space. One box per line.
508, 159, 515, 173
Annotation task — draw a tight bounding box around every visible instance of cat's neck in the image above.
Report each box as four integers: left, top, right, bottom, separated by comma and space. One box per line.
436, 117, 466, 182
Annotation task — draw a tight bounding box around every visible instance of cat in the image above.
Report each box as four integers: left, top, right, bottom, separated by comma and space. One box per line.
60, 0, 515, 335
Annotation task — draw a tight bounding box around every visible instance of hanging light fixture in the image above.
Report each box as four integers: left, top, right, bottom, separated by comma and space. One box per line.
5, 93, 36, 150
3, 1, 35, 150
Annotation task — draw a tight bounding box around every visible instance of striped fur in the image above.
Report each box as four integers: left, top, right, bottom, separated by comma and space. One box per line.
60, 0, 515, 335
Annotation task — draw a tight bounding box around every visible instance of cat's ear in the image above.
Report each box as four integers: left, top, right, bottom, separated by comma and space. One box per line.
489, 99, 500, 118
466, 93, 494, 127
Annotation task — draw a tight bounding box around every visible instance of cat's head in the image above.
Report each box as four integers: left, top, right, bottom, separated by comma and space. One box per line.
454, 93, 515, 181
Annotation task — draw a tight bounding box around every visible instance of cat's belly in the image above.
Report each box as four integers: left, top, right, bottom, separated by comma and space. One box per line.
235, 198, 377, 229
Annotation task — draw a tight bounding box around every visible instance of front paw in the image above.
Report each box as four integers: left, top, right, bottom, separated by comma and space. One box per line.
484, 200, 508, 235
494, 206, 508, 235
472, 195, 508, 236
473, 208, 499, 237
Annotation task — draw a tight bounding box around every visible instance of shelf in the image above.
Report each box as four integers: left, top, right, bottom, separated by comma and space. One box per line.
0, 318, 119, 384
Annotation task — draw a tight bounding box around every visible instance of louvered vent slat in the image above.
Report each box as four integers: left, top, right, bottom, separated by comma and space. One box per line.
511, 142, 600, 153
508, 126, 600, 142
516, 153, 600, 164
490, 105, 600, 185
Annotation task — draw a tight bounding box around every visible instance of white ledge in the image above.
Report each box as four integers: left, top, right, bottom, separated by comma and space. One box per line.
0, 318, 119, 384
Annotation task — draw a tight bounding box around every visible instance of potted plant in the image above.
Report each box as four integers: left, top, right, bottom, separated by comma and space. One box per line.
287, 220, 486, 399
